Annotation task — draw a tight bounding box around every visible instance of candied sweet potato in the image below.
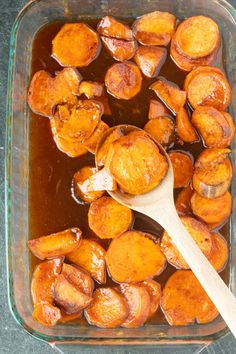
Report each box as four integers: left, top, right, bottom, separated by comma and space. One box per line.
150, 79, 186, 114
52, 23, 101, 67
161, 270, 218, 325
169, 151, 193, 189
28, 68, 81, 117
191, 191, 231, 225
88, 196, 133, 239
101, 36, 137, 61
28, 228, 82, 260
79, 81, 104, 99
175, 185, 194, 216
148, 99, 169, 119
78, 168, 117, 194
61, 263, 94, 296
31, 258, 63, 305
132, 11, 176, 46
66, 239, 106, 284
134, 46, 167, 78
96, 127, 124, 167
176, 107, 199, 143
59, 310, 82, 323
33, 302, 61, 327
106, 230, 166, 283
141, 280, 161, 318
144, 116, 175, 147
208, 232, 228, 272
97, 16, 133, 40
161, 216, 212, 269
105, 62, 142, 100
119, 283, 150, 328
83, 121, 109, 154
85, 288, 128, 328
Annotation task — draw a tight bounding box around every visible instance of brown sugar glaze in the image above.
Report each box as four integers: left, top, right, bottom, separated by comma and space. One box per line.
29, 20, 229, 325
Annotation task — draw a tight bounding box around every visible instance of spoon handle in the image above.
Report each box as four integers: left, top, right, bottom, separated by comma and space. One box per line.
149, 199, 236, 338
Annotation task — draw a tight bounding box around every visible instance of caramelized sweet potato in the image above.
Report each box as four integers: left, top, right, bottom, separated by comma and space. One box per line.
134, 46, 167, 78
105, 130, 168, 195
141, 280, 161, 318
175, 185, 194, 216
106, 230, 166, 283
52, 23, 101, 67
169, 151, 193, 188
176, 107, 199, 143
66, 239, 106, 284
105, 62, 142, 100
61, 263, 94, 296
78, 168, 117, 194
88, 196, 133, 239
132, 11, 176, 46
148, 99, 169, 119
119, 283, 150, 328
28, 68, 81, 117
150, 79, 187, 115
79, 81, 104, 99
144, 116, 175, 147
97, 16, 133, 40
191, 191, 231, 225
101, 36, 137, 61
83, 121, 109, 154
208, 232, 228, 272
31, 258, 63, 305
161, 216, 212, 269
85, 288, 128, 328
161, 270, 218, 325
33, 302, 61, 327
59, 310, 82, 323
96, 127, 124, 167
28, 228, 81, 260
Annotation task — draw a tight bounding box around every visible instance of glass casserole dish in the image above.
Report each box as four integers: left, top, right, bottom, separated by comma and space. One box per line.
6, 0, 236, 348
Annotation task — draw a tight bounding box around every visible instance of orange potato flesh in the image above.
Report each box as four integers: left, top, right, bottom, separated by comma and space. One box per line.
161, 216, 212, 269
184, 65, 225, 91
88, 196, 133, 239
176, 107, 199, 143
141, 280, 161, 318
191, 191, 231, 225
144, 116, 175, 147
119, 283, 150, 328
105, 62, 142, 100
59, 310, 82, 323
106, 230, 166, 283
106, 130, 168, 195
101, 36, 137, 61
28, 68, 81, 117
85, 288, 128, 328
83, 121, 109, 154
31, 258, 63, 305
54, 273, 92, 314
208, 232, 228, 272
150, 79, 187, 115
134, 46, 167, 78
52, 23, 101, 67
175, 185, 194, 216
169, 151, 193, 189
66, 239, 106, 284
73, 166, 105, 203
79, 81, 104, 99
161, 270, 218, 325
33, 302, 61, 327
28, 228, 82, 260
61, 263, 94, 296
97, 16, 133, 40
148, 99, 170, 119
132, 11, 176, 46
96, 127, 124, 167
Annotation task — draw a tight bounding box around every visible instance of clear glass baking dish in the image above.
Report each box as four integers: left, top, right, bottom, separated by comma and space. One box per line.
5, 0, 236, 348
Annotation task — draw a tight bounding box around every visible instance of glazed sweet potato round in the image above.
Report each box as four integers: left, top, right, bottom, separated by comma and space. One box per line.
83, 121, 109, 154
97, 16, 133, 40
141, 280, 161, 318
134, 46, 167, 78
175, 185, 194, 216
101, 36, 137, 62
144, 116, 175, 148
168, 151, 193, 189
105, 62, 142, 100
208, 232, 228, 272
148, 99, 170, 119
176, 107, 199, 143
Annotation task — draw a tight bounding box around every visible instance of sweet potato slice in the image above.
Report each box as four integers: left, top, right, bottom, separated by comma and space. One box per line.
77, 168, 117, 194
150, 79, 186, 115
66, 239, 106, 284
105, 62, 142, 100
148, 99, 169, 119
119, 283, 150, 328
52, 23, 101, 67
184, 66, 224, 91
28, 228, 82, 260
79, 81, 104, 99
132, 11, 176, 46
144, 116, 175, 147
105, 130, 168, 195
96, 127, 124, 167
88, 196, 133, 239
175, 185, 194, 216
31, 258, 63, 305
161, 270, 218, 325
191, 191, 231, 225
85, 288, 128, 328
83, 121, 109, 154
169, 151, 193, 189
97, 16, 133, 40
101, 36, 137, 61
161, 216, 212, 269
33, 302, 61, 327
222, 112, 235, 143
54, 273, 92, 314
61, 263, 94, 296
106, 230, 166, 283
59, 310, 82, 323
28, 68, 81, 117
134, 46, 167, 78
208, 232, 228, 272
141, 280, 161, 318
176, 107, 199, 143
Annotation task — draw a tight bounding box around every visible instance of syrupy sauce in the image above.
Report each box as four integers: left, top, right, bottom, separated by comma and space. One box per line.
29, 19, 229, 325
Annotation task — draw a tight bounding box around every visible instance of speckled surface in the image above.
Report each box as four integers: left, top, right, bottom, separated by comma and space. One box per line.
1, 1, 236, 353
